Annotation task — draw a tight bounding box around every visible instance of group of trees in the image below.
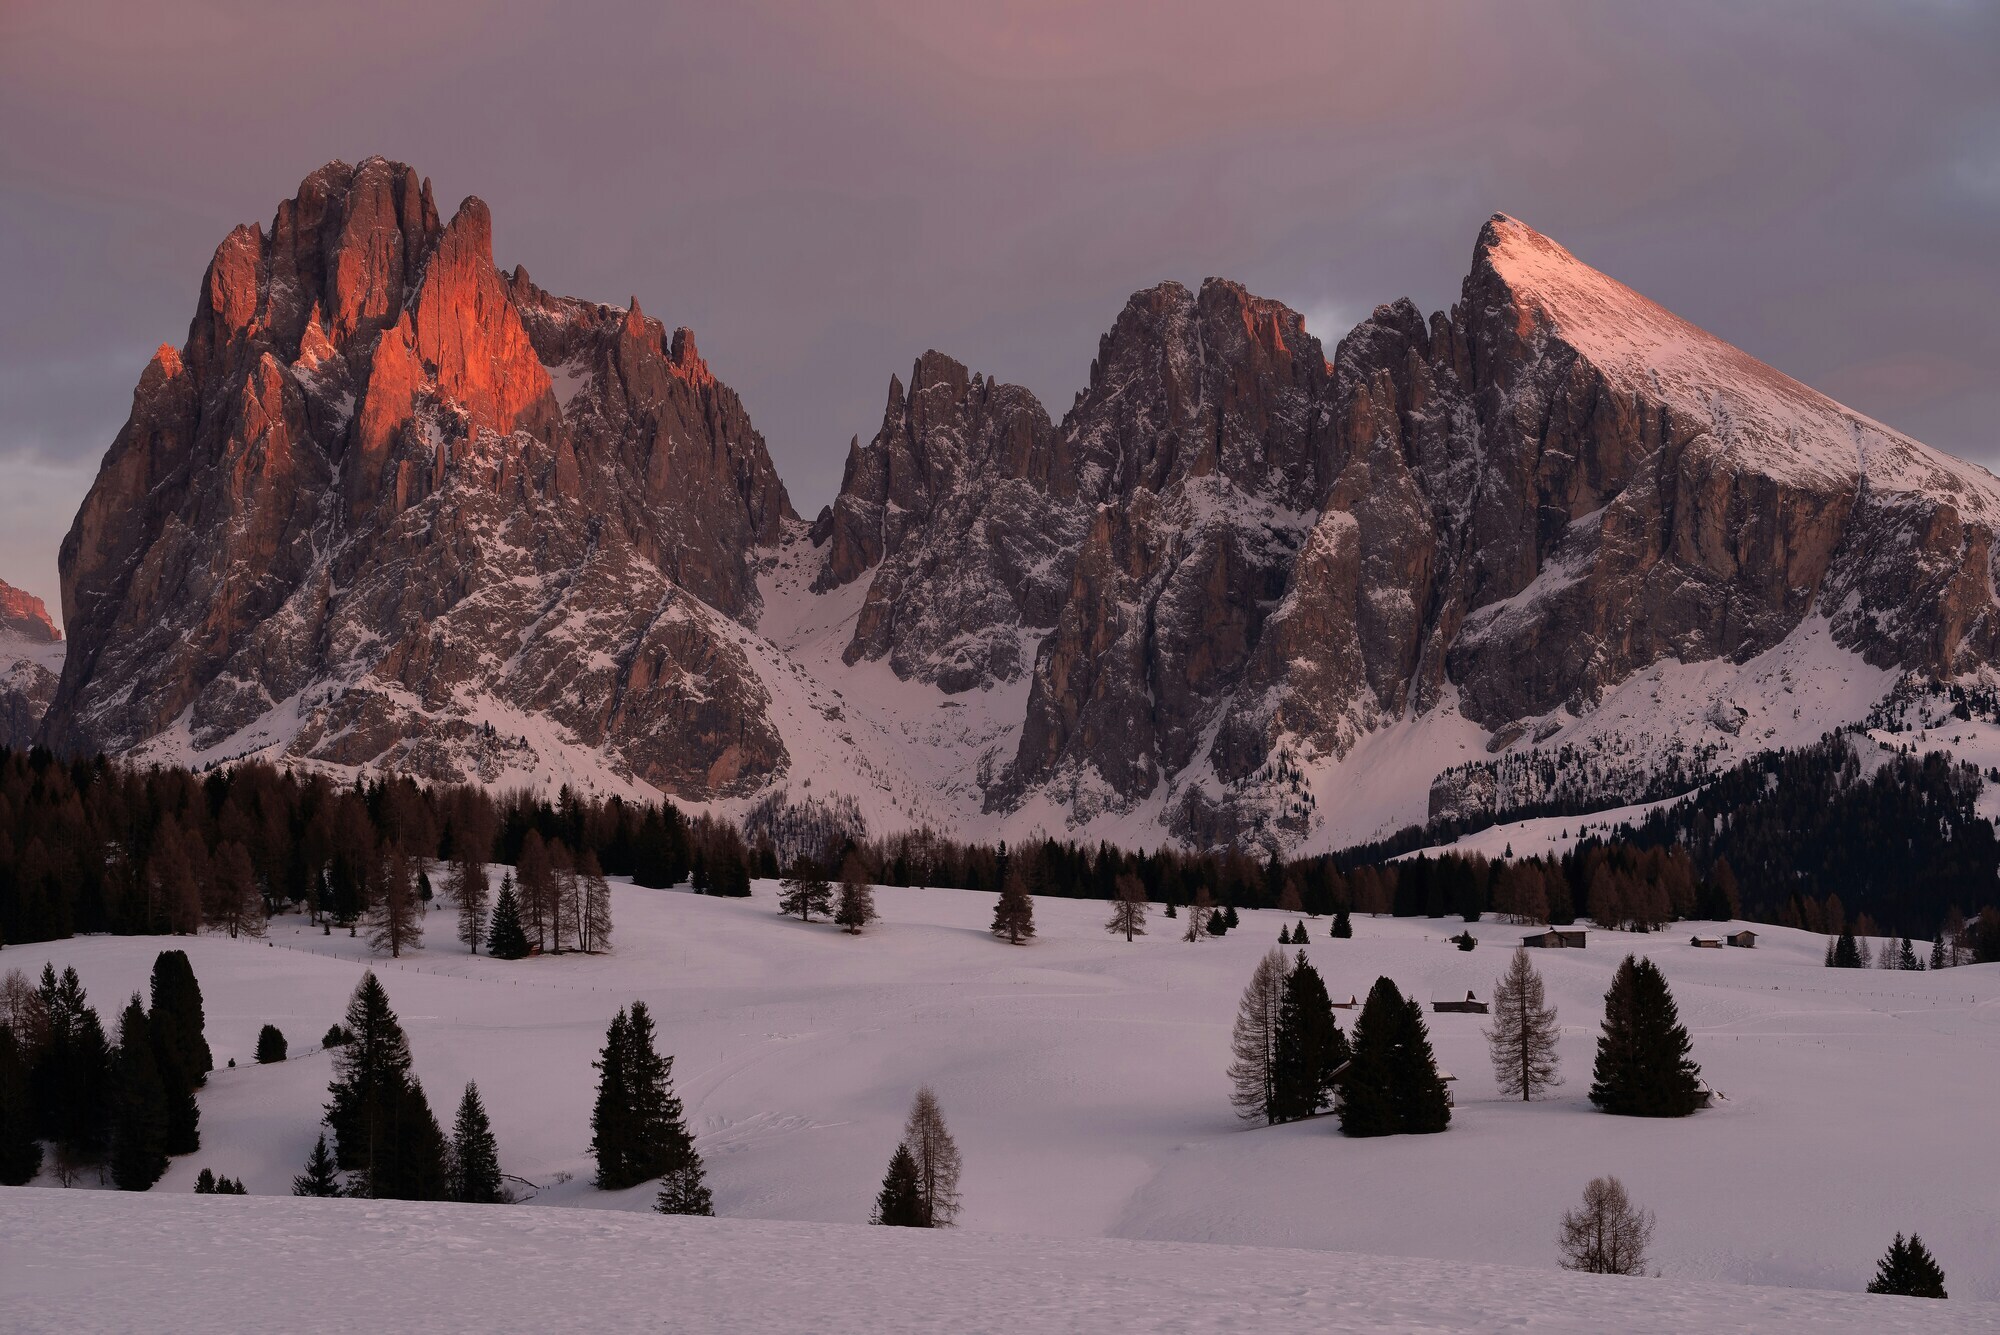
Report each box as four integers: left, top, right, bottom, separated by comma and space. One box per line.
315, 972, 506, 1202
872, 1086, 961, 1228
0, 950, 207, 1189
1228, 948, 1349, 1125
591, 1001, 710, 1215
0, 746, 715, 949
776, 855, 878, 934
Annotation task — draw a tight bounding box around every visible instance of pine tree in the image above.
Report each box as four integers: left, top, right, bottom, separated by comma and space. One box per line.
872, 1142, 925, 1226
486, 876, 531, 959
579, 851, 614, 953
149, 950, 212, 1085
1866, 1232, 1948, 1299
1336, 977, 1403, 1137
594, 1002, 708, 1200
1829, 928, 1862, 968
1271, 951, 1348, 1121
32, 964, 114, 1165
590, 1008, 633, 1187
991, 862, 1036, 945
1294, 920, 1309, 943
109, 995, 170, 1190
1557, 1175, 1655, 1275
708, 843, 752, 897
255, 1024, 287, 1063
292, 1132, 342, 1197
834, 856, 878, 935
1929, 935, 1946, 969
449, 1081, 509, 1204
1331, 908, 1352, 939
1897, 937, 1920, 971
1486, 947, 1562, 1101
777, 857, 833, 923
1106, 874, 1148, 942
365, 846, 423, 958
0, 1025, 41, 1185
325, 971, 417, 1181
1388, 990, 1452, 1134
1228, 947, 1288, 1123
901, 1086, 962, 1227
367, 1076, 450, 1200
1589, 956, 1704, 1117
451, 855, 490, 955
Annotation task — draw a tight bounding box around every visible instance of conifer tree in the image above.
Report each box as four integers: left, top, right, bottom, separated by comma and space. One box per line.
654, 1156, 715, 1217
1389, 990, 1452, 1134
1487, 947, 1562, 1101
0, 1024, 40, 1185
486, 876, 531, 959
778, 857, 833, 923
109, 995, 170, 1190
579, 851, 614, 953
149, 950, 212, 1086
1229, 948, 1288, 1123
1271, 951, 1348, 1121
871, 1142, 925, 1226
834, 856, 878, 935
590, 1008, 632, 1187
449, 1081, 509, 1204
708, 843, 753, 897
1589, 956, 1704, 1117
1294, 919, 1309, 942
451, 855, 490, 955
1897, 937, 1920, 970
1106, 874, 1148, 942
1929, 935, 1946, 969
901, 1086, 962, 1227
367, 1076, 450, 1201
1336, 977, 1403, 1137
325, 971, 420, 1184
991, 862, 1036, 944
365, 846, 423, 958
1866, 1232, 1947, 1299
593, 1002, 708, 1200
255, 1024, 287, 1063
32, 964, 114, 1165
1829, 928, 1862, 968
292, 1132, 342, 1197
1331, 908, 1352, 939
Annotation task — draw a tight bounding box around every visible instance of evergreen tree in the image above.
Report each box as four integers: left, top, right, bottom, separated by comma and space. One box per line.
777, 857, 833, 923
149, 950, 212, 1085
292, 1132, 342, 1197
1228, 948, 1288, 1123
991, 862, 1036, 944
1829, 928, 1863, 968
367, 1076, 450, 1200
1106, 874, 1148, 942
1867, 1232, 1947, 1299
1897, 937, 1920, 970
32, 964, 114, 1165
449, 1081, 509, 1204
708, 843, 753, 897
1486, 947, 1562, 1101
871, 1141, 926, 1226
834, 857, 878, 935
1294, 920, 1309, 942
1331, 908, 1352, 939
255, 1024, 287, 1063
0, 1024, 41, 1185
593, 1002, 707, 1199
109, 995, 170, 1190
1589, 955, 1704, 1117
451, 855, 490, 955
1388, 990, 1452, 1134
590, 1007, 632, 1186
654, 1157, 715, 1217
324, 971, 417, 1181
486, 876, 530, 959
1336, 977, 1404, 1137
1271, 951, 1348, 1121
1929, 935, 1947, 969
194, 1167, 217, 1193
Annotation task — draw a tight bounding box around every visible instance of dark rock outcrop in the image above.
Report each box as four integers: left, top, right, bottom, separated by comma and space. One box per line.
0, 578, 62, 750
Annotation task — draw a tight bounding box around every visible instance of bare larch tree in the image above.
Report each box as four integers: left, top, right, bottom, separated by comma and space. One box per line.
1486, 946, 1562, 1100
1227, 947, 1288, 1122
1106, 874, 1148, 941
1557, 1175, 1655, 1275
902, 1086, 962, 1227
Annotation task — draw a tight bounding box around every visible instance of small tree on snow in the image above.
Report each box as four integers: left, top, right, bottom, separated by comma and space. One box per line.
900, 1086, 962, 1227
778, 857, 833, 923
292, 1133, 342, 1197
579, 851, 614, 953
1486, 947, 1561, 1101
1227, 948, 1287, 1123
1557, 1175, 1655, 1275
834, 856, 878, 935
1106, 874, 1148, 942
991, 863, 1035, 945
365, 847, 423, 958
450, 855, 489, 955
1867, 1232, 1947, 1299
872, 1142, 925, 1227
1182, 886, 1214, 942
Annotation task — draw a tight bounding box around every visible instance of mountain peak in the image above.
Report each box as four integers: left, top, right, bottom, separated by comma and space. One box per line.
0, 578, 59, 644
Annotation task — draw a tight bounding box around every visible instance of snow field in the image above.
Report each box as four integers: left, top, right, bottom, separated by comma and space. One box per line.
11, 881, 2000, 1301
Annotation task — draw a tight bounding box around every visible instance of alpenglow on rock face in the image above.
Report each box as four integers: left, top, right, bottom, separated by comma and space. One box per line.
45, 158, 794, 798
0, 578, 63, 750
42, 166, 2000, 850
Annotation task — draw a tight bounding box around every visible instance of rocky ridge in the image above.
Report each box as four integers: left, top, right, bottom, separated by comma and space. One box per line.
0, 578, 63, 750
40, 164, 2000, 851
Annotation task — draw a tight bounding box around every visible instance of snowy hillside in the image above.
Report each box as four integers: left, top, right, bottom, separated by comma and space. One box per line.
12, 882, 1999, 1301
7, 1190, 1992, 1335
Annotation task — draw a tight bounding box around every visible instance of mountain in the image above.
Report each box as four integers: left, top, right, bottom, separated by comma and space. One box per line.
0, 577, 63, 749
41, 162, 2000, 851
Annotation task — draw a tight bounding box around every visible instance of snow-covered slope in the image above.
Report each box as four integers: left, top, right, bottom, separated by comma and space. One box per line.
14, 883, 2000, 1300
8, 1189, 1991, 1335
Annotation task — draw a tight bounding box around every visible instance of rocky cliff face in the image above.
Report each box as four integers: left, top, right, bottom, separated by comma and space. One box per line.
0, 578, 62, 750
44, 171, 2000, 850
44, 158, 795, 798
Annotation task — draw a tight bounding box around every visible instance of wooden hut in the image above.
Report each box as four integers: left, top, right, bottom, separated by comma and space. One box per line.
1521, 928, 1587, 948
1690, 935, 1723, 949
1727, 930, 1758, 948
1433, 990, 1488, 1014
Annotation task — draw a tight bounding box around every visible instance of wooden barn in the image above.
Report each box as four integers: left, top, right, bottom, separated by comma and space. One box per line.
1690, 935, 1723, 949
1727, 930, 1758, 948
1521, 928, 1587, 948
1433, 991, 1488, 1014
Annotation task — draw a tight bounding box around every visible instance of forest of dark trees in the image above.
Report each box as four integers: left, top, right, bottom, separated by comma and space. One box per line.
4, 729, 1999, 956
